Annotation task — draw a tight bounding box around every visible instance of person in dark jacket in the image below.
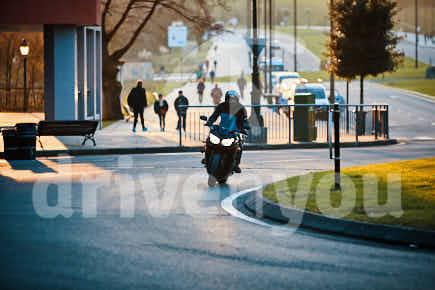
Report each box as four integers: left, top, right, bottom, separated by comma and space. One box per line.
197, 79, 205, 104
174, 90, 189, 131
203, 90, 249, 173
154, 93, 169, 132
127, 80, 148, 132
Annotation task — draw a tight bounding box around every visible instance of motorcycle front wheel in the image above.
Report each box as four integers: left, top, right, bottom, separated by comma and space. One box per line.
208, 175, 217, 187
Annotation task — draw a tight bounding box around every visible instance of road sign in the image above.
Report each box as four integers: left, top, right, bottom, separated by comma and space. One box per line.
168, 25, 188, 48
246, 38, 266, 57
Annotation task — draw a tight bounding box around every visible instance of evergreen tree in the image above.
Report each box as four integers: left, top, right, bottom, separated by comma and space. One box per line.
329, 0, 403, 104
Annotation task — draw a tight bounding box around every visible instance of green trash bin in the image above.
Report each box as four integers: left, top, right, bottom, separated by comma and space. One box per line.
293, 93, 317, 142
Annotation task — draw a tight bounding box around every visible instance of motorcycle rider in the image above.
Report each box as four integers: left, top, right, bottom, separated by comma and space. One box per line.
202, 90, 249, 173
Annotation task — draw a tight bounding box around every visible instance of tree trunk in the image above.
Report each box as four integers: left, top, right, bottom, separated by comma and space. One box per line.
102, 51, 123, 121
360, 74, 364, 106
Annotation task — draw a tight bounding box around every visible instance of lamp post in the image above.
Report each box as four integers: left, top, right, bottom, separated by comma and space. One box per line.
293, 0, 297, 72
415, 0, 419, 68
251, 0, 263, 127
329, 0, 335, 105
19, 39, 29, 112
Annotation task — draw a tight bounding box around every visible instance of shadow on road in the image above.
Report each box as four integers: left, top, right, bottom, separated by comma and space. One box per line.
5, 159, 57, 174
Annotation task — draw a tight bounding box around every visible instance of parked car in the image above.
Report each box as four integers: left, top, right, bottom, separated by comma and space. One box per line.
326, 89, 346, 112
270, 71, 300, 95
295, 83, 330, 120
325, 89, 345, 104
260, 57, 285, 72
295, 83, 329, 106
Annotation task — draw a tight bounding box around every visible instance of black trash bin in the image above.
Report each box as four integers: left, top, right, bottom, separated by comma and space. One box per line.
16, 123, 37, 160
2, 128, 20, 160
355, 110, 367, 136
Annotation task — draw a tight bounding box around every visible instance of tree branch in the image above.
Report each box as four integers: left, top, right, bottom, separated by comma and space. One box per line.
101, 0, 112, 34
106, 0, 136, 41
111, 0, 160, 60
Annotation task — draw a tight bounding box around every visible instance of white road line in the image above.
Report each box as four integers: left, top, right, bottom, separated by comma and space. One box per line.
221, 186, 271, 227
432, 123, 435, 126
259, 159, 318, 163
221, 187, 299, 238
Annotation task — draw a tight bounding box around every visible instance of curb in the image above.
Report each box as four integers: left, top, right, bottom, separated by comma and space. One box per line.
243, 189, 435, 249
0, 139, 398, 158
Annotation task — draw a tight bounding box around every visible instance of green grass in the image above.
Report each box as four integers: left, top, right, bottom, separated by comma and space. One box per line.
276, 28, 329, 60
215, 75, 252, 83
263, 158, 435, 230
369, 57, 429, 80
381, 79, 435, 97
275, 28, 429, 82
151, 41, 212, 74
102, 120, 117, 129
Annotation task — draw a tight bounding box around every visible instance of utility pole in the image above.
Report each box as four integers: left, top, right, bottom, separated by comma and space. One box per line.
251, 0, 262, 126
293, 0, 297, 72
415, 0, 419, 68
264, 0, 268, 93
329, 0, 335, 104
268, 0, 273, 93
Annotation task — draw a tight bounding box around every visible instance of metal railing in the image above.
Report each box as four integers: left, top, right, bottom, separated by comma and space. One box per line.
0, 88, 44, 112
177, 104, 389, 147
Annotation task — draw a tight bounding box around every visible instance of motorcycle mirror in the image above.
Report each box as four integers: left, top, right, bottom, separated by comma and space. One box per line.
200, 115, 208, 121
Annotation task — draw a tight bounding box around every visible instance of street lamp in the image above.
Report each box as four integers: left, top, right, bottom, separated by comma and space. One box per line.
251, 0, 263, 127
19, 39, 29, 112
415, 0, 419, 68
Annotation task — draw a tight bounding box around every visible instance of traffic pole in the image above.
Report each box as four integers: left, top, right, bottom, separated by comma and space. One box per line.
333, 103, 341, 190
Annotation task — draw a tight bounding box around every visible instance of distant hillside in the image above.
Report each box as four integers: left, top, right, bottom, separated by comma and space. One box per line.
213, 0, 433, 36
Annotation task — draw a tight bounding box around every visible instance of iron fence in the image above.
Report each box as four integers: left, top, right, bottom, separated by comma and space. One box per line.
0, 88, 44, 112
177, 104, 389, 146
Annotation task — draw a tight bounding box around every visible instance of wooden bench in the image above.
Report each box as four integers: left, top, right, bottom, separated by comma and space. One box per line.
37, 120, 99, 149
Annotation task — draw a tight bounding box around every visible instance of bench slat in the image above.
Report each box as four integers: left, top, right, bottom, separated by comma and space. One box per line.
38, 120, 99, 137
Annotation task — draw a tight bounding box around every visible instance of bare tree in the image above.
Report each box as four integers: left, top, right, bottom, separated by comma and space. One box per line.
101, 0, 227, 120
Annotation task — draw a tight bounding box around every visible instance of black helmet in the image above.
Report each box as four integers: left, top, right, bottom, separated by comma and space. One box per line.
225, 90, 240, 103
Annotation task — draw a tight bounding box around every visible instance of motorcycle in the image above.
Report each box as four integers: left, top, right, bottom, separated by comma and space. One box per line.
200, 115, 248, 187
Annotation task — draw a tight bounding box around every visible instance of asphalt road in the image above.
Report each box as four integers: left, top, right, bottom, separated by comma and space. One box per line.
1, 140, 435, 289
325, 81, 435, 140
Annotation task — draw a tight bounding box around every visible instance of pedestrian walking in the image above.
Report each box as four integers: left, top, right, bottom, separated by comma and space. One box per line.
209, 70, 216, 84
154, 93, 169, 132
174, 90, 189, 131
197, 79, 205, 104
127, 80, 148, 132
213, 59, 217, 71
211, 83, 223, 105
237, 72, 247, 99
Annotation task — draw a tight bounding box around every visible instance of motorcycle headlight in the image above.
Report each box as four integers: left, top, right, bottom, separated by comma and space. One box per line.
209, 133, 220, 145
221, 138, 235, 147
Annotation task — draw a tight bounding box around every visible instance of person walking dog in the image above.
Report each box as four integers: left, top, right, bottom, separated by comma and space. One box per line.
154, 93, 168, 132
127, 80, 148, 132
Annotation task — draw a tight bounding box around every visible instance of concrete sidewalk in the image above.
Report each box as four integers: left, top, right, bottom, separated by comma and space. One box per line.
0, 81, 244, 152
